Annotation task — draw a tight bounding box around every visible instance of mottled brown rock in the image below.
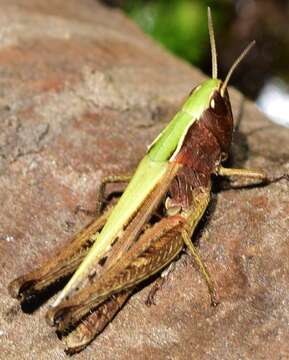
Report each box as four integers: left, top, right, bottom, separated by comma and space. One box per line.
0, 1, 288, 359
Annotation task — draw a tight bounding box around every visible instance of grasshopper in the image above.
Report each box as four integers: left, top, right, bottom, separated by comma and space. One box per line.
8, 8, 279, 354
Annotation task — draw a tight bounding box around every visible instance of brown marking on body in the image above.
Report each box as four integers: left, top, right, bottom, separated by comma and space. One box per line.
171, 88, 233, 210
202, 89, 233, 155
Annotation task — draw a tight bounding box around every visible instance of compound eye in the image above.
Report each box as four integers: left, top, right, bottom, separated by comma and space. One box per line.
210, 91, 227, 116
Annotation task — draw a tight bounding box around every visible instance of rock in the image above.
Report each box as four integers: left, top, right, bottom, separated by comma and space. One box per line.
0, 1, 288, 359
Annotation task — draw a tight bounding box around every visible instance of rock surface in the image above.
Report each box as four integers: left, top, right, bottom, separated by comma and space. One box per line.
0, 1, 288, 359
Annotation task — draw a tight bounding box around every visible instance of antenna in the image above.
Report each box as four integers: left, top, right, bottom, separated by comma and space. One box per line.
221, 40, 256, 96
208, 7, 218, 79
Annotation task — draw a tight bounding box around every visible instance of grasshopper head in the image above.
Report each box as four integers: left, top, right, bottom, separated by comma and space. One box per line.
184, 8, 255, 123
183, 8, 256, 156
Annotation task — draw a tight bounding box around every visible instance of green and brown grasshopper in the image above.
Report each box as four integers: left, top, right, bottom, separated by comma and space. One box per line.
8, 8, 280, 354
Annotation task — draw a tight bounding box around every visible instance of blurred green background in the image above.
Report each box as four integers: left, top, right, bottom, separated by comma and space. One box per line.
122, 0, 226, 66
102, 0, 289, 127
